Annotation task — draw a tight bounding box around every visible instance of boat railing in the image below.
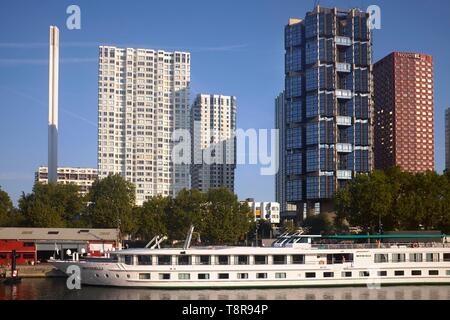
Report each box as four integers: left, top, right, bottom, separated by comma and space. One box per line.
310, 242, 450, 250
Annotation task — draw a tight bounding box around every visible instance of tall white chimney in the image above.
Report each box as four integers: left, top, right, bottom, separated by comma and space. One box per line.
48, 26, 59, 184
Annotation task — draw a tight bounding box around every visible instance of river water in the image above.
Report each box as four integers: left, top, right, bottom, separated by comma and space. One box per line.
1, 278, 450, 300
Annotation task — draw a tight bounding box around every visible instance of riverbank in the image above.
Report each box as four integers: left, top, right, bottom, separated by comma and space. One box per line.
1, 264, 66, 278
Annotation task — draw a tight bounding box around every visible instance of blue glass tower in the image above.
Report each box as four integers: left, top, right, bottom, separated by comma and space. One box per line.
284, 6, 373, 216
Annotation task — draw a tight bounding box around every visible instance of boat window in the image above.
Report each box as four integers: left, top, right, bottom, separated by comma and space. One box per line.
95, 274, 99, 278
394, 271, 404, 276
412, 270, 422, 276
115, 274, 120, 278
426, 253, 439, 262
137, 255, 152, 265
305, 272, 316, 278
139, 273, 151, 280
254, 255, 268, 265
443, 253, 450, 262
273, 255, 287, 265
105, 274, 109, 278
110, 254, 118, 262
429, 270, 439, 276
198, 273, 210, 280
409, 253, 423, 262
217, 255, 229, 265
275, 272, 286, 279
391, 253, 406, 263
157, 255, 172, 265
197, 255, 211, 265
218, 273, 229, 279
178, 273, 190, 280
342, 271, 352, 278
374, 254, 389, 263
159, 273, 170, 280
292, 255, 305, 264
446, 270, 450, 276
236, 255, 249, 265
377, 271, 387, 277
238, 273, 248, 279
124, 255, 134, 265
177, 255, 191, 265
257, 273, 267, 279
327, 253, 353, 264
323, 272, 334, 278
359, 271, 370, 277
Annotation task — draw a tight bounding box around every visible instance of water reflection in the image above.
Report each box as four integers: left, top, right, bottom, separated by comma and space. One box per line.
1, 278, 450, 300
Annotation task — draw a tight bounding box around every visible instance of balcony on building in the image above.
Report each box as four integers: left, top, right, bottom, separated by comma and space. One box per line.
335, 36, 352, 46
336, 62, 351, 73
337, 170, 353, 180
336, 143, 353, 153
336, 89, 353, 100
336, 116, 352, 126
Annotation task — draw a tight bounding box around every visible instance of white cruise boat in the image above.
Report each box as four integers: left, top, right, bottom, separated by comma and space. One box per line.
51, 232, 450, 288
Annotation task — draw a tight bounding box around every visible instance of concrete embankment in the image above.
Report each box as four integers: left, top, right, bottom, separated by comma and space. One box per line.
1, 264, 66, 278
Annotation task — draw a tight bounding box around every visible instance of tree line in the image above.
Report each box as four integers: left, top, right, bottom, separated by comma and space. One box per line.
334, 167, 450, 234
0, 175, 253, 245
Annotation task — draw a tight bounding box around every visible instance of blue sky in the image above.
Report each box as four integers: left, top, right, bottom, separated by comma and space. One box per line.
1, 0, 450, 205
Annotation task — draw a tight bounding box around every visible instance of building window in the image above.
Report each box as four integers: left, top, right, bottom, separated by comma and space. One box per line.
275, 273, 287, 279
159, 273, 170, 280
305, 272, 316, 278
257, 273, 268, 279
394, 271, 405, 276
198, 273, 210, 280
254, 255, 268, 265
139, 273, 151, 280
218, 273, 229, 279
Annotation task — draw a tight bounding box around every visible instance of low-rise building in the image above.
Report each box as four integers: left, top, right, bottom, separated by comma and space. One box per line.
35, 166, 98, 196
0, 227, 119, 265
245, 200, 281, 224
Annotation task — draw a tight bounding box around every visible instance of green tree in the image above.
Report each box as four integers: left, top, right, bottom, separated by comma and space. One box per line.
202, 188, 252, 245
167, 189, 208, 240
19, 182, 85, 227
87, 174, 136, 234
135, 196, 170, 240
0, 186, 14, 226
303, 213, 335, 235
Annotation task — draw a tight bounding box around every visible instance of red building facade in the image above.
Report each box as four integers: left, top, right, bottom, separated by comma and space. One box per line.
374, 52, 434, 173
0, 241, 36, 266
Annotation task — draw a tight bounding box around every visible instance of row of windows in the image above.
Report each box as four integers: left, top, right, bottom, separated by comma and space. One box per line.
101, 269, 450, 281
375, 253, 449, 263
116, 254, 306, 266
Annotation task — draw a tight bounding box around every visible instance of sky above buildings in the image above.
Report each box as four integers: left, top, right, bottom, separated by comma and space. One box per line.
1, 0, 450, 204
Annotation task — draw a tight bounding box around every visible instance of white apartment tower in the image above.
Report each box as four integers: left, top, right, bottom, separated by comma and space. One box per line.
191, 94, 236, 192
97, 46, 191, 205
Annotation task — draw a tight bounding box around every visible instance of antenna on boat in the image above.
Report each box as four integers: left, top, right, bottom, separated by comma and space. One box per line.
183, 225, 195, 250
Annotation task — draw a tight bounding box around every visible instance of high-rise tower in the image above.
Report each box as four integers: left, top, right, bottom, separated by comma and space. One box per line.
48, 26, 59, 184
284, 6, 373, 216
